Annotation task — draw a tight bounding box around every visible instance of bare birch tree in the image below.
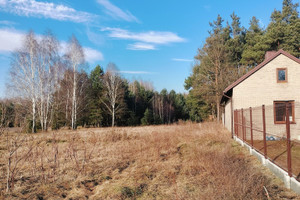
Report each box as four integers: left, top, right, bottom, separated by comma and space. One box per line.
36, 31, 61, 131
64, 35, 85, 130
58, 69, 73, 127
102, 63, 124, 127
9, 31, 39, 133
53, 69, 89, 129
8, 31, 63, 132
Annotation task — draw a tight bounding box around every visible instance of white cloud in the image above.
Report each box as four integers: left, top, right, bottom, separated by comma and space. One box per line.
127, 43, 156, 50
87, 29, 105, 46
120, 71, 154, 74
97, 0, 138, 22
102, 27, 185, 44
102, 27, 186, 50
83, 47, 104, 63
0, 0, 6, 6
0, 28, 103, 63
0, 0, 96, 23
0, 20, 17, 26
0, 28, 24, 52
172, 58, 193, 62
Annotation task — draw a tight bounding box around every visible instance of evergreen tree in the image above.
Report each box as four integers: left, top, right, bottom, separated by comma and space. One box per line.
125, 80, 154, 126
174, 93, 189, 121
88, 65, 104, 127
141, 108, 154, 125
186, 14, 248, 121
226, 12, 246, 67
184, 89, 209, 122
190, 15, 229, 120
241, 16, 266, 66
263, 0, 300, 57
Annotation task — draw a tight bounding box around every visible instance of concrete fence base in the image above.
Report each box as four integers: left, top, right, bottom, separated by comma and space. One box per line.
234, 136, 300, 195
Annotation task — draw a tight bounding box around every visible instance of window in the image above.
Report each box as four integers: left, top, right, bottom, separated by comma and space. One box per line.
274, 101, 295, 124
277, 68, 287, 82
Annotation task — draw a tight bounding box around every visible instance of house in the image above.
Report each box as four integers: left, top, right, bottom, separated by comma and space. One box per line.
221, 49, 300, 140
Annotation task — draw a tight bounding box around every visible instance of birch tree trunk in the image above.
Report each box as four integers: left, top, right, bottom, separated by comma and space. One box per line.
112, 105, 115, 127
64, 35, 84, 130
71, 69, 76, 129
37, 32, 60, 131
9, 31, 39, 133
9, 30, 63, 132
102, 63, 124, 127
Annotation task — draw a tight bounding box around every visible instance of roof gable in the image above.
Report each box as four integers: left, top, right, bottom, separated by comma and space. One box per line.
223, 49, 300, 94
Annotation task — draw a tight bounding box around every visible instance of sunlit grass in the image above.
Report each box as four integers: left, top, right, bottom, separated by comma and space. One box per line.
0, 122, 298, 199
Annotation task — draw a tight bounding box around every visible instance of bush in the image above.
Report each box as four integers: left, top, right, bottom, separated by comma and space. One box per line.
141, 109, 154, 125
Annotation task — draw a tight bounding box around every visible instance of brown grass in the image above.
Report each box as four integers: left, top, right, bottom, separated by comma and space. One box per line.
0, 122, 299, 200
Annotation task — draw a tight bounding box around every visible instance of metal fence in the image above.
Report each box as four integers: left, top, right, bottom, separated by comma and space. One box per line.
234, 104, 300, 179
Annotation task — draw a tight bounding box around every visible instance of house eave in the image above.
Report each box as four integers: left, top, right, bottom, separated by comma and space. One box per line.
221, 49, 300, 104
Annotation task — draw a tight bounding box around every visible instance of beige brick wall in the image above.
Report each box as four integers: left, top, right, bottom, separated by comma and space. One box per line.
232, 54, 300, 140
224, 100, 231, 132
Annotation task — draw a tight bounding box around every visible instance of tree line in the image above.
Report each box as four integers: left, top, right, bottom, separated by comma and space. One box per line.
185, 0, 300, 121
0, 31, 189, 132
1, 0, 299, 131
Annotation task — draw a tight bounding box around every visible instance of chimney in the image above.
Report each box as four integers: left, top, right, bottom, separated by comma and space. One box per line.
265, 51, 277, 60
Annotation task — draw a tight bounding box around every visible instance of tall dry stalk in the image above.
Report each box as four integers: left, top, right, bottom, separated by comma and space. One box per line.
5, 133, 33, 192
0, 123, 298, 199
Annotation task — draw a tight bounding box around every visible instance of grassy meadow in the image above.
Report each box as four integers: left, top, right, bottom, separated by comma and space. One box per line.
0, 122, 299, 200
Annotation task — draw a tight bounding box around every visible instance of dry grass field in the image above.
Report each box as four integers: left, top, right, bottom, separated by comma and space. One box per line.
0, 122, 299, 200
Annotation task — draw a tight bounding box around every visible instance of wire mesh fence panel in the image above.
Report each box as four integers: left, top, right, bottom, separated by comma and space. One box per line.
290, 103, 300, 141
243, 108, 251, 144
245, 125, 251, 143
289, 103, 300, 177
264, 104, 287, 170
235, 110, 239, 138
265, 104, 286, 139
234, 103, 300, 178
267, 140, 289, 172
252, 129, 265, 154
291, 140, 300, 179
252, 106, 264, 140
239, 109, 243, 139
235, 110, 242, 139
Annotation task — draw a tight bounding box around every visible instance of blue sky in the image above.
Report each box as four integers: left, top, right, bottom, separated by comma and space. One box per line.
0, 0, 294, 97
